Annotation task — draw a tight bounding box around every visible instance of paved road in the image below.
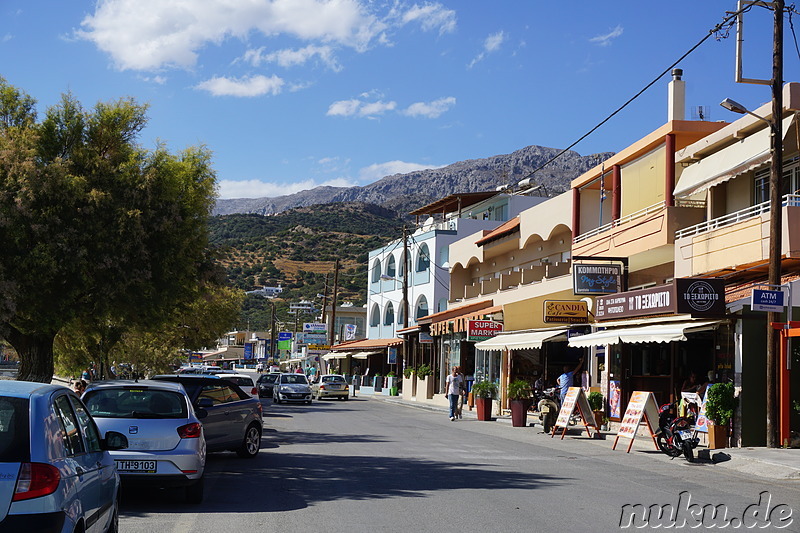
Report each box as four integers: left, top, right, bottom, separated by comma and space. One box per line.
119, 391, 800, 532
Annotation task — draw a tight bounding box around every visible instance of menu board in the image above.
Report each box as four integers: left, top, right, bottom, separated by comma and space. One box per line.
612, 391, 659, 453
552, 387, 598, 439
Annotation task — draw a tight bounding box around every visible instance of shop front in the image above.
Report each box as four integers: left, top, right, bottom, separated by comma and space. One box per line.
568, 279, 731, 421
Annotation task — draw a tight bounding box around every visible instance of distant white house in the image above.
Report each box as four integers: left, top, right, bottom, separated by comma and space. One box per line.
246, 284, 283, 298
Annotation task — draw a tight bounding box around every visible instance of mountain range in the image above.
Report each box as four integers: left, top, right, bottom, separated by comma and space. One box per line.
213, 144, 614, 217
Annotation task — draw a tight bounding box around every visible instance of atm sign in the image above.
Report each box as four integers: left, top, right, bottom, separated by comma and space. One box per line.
468, 320, 503, 341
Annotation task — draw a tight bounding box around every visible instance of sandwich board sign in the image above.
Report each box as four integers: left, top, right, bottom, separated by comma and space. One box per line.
612, 391, 660, 453
551, 387, 598, 439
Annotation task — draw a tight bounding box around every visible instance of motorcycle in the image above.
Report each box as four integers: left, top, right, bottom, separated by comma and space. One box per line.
656, 403, 699, 462
535, 387, 560, 433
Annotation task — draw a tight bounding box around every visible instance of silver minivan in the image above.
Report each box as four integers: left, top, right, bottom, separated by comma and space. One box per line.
0, 380, 128, 532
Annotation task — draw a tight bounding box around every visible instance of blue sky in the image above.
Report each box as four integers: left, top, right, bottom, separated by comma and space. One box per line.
1, 1, 796, 199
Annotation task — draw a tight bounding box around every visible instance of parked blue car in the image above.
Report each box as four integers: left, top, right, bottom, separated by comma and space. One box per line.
0, 381, 128, 533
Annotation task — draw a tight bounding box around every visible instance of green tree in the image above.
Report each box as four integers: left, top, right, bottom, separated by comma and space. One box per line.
0, 79, 217, 382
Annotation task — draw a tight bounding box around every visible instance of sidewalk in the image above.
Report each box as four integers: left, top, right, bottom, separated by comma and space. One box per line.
372, 393, 800, 481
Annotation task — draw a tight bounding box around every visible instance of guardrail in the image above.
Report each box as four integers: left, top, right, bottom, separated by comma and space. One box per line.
676, 194, 800, 239
573, 201, 666, 244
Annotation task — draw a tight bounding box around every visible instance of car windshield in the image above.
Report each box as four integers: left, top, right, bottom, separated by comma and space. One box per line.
258, 374, 278, 384
321, 376, 345, 383
281, 375, 308, 385
0, 396, 30, 462
84, 389, 189, 419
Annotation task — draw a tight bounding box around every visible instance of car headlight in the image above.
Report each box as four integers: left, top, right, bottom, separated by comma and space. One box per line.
281, 386, 291, 391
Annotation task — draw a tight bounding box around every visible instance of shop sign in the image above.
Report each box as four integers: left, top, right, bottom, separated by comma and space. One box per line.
419, 332, 433, 344
303, 322, 327, 334
573, 263, 622, 295
751, 288, 785, 312
467, 320, 503, 341
243, 342, 254, 360
595, 278, 725, 320
543, 300, 588, 324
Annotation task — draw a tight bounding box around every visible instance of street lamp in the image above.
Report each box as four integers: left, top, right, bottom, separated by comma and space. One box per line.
720, 91, 784, 447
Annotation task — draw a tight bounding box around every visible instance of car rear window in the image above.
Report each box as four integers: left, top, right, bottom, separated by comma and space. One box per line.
321, 376, 345, 383
281, 375, 308, 385
0, 397, 30, 462
84, 389, 188, 419
226, 377, 254, 387
258, 374, 278, 384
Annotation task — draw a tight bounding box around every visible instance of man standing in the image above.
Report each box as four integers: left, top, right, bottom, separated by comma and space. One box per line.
445, 366, 463, 421
557, 357, 583, 405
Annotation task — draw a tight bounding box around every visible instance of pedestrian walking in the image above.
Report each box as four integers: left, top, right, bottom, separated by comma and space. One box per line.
455, 367, 465, 419
445, 366, 463, 421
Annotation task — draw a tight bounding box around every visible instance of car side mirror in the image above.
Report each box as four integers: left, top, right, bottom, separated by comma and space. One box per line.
197, 397, 214, 408
195, 408, 208, 419
103, 431, 129, 450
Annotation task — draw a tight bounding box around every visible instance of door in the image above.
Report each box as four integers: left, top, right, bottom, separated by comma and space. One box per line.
196, 384, 242, 450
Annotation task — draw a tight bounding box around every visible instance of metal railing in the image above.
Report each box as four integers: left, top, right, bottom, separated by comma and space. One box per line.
573, 201, 667, 244
676, 193, 800, 240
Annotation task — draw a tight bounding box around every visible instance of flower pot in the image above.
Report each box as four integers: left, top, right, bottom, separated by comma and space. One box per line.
593, 410, 605, 428
510, 399, 529, 427
708, 421, 728, 449
476, 397, 493, 421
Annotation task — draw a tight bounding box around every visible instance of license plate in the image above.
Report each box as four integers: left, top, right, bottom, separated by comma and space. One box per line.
115, 460, 157, 473
678, 430, 693, 441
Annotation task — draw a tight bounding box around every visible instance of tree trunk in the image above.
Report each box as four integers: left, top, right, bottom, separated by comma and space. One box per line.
5, 327, 56, 383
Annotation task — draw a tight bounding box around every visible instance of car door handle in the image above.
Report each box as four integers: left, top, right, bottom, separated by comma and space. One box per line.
76, 467, 84, 476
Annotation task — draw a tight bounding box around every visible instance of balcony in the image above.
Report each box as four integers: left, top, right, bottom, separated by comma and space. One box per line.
572, 200, 705, 259
451, 260, 572, 305
674, 194, 800, 278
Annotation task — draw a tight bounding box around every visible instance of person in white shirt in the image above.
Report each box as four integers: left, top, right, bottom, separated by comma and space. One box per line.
445, 366, 464, 421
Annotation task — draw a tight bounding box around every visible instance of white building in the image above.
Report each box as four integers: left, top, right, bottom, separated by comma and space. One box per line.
367, 192, 546, 340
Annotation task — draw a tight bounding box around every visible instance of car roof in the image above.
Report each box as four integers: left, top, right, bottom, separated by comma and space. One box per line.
0, 380, 68, 398
216, 373, 251, 380
321, 374, 345, 378
153, 374, 223, 380
83, 379, 187, 393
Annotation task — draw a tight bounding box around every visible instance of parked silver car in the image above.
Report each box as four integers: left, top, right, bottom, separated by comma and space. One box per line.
273, 373, 312, 404
83, 380, 207, 504
0, 380, 128, 532
311, 374, 350, 400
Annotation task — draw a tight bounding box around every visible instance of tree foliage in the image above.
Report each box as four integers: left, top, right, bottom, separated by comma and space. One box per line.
0, 79, 218, 381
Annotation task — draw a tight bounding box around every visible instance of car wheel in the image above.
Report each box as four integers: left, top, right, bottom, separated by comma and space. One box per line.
105, 500, 119, 533
185, 477, 204, 504
237, 423, 261, 458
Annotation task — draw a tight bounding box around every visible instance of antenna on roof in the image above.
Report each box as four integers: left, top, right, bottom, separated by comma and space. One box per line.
691, 105, 710, 121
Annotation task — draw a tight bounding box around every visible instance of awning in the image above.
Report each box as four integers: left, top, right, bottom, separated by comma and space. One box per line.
286, 357, 303, 363
475, 329, 568, 351
568, 320, 723, 348
352, 350, 382, 359
675, 114, 795, 198
322, 352, 350, 361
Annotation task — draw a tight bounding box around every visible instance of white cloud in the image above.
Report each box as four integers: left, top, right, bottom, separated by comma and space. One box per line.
218, 176, 356, 199
242, 44, 341, 71
327, 97, 396, 118
403, 96, 455, 118
589, 25, 623, 47
401, 3, 456, 35
468, 30, 506, 69
1, 34, 11, 43
196, 74, 285, 97
359, 160, 442, 181
77, 0, 387, 71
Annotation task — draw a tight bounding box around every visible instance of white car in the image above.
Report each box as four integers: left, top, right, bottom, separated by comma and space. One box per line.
273, 374, 312, 404
216, 374, 258, 399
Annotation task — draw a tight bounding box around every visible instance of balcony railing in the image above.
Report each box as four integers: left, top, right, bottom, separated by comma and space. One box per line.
676, 193, 800, 240
573, 201, 667, 244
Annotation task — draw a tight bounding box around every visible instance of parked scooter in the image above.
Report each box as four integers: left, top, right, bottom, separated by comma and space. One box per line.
656, 403, 699, 462
536, 387, 560, 433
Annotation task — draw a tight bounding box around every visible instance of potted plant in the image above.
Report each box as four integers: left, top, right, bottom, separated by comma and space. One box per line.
588, 391, 605, 429
507, 379, 532, 427
472, 380, 498, 421
704, 382, 737, 449
416, 364, 434, 399
386, 371, 398, 395
403, 367, 414, 379
402, 366, 416, 400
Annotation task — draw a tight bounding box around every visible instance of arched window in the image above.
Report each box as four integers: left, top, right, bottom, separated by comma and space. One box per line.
398, 251, 407, 277
415, 295, 429, 320
369, 303, 380, 327
386, 255, 396, 279
371, 259, 382, 283
397, 301, 406, 326
384, 303, 395, 326
416, 243, 430, 272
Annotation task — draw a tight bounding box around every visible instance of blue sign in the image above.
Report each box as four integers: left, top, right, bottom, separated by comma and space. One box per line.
243, 342, 254, 360
388, 347, 397, 365
752, 289, 785, 312
278, 332, 293, 341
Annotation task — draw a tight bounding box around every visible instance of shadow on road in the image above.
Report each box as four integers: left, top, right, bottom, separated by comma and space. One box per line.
120, 428, 564, 515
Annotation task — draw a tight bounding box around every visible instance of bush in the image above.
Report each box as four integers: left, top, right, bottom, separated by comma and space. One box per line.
403, 367, 414, 379
507, 379, 531, 400
705, 382, 737, 426
416, 364, 432, 378
588, 391, 604, 411
472, 380, 498, 399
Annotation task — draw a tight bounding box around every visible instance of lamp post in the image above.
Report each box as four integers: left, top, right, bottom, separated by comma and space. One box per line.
718, 0, 784, 447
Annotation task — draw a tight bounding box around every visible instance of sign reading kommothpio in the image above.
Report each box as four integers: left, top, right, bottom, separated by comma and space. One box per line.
573, 263, 622, 295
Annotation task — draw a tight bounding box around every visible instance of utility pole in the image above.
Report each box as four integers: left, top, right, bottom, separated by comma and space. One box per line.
765, 0, 784, 448
402, 226, 410, 370
321, 273, 329, 323
329, 259, 340, 347
270, 301, 277, 362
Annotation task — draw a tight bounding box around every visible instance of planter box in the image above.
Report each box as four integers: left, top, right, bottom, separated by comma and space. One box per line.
510, 399, 531, 427
402, 376, 416, 400
417, 375, 434, 400
708, 422, 728, 449
476, 397, 494, 421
